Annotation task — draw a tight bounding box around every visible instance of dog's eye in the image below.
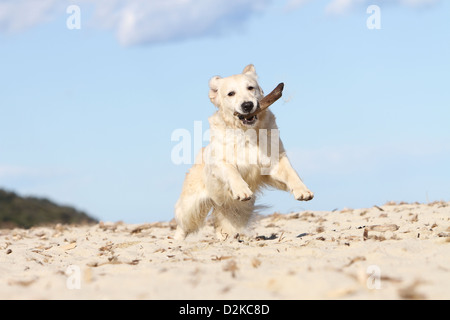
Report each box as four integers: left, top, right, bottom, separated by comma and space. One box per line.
227, 91, 235, 97
247, 86, 255, 91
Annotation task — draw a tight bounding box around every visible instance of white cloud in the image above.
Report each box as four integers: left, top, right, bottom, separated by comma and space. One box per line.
0, 165, 70, 180
0, 0, 441, 44
0, 0, 65, 33
285, 0, 313, 10
325, 0, 440, 15
91, 0, 271, 46
325, 0, 362, 15
0, 0, 271, 45
0, 165, 31, 178
400, 0, 439, 6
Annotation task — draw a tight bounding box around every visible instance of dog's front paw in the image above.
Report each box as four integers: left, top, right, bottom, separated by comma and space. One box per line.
230, 183, 253, 201
293, 188, 314, 201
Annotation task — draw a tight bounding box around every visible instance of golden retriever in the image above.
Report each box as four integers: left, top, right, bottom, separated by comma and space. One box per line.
175, 64, 313, 240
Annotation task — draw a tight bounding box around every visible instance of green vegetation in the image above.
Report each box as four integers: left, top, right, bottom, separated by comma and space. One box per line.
0, 189, 98, 229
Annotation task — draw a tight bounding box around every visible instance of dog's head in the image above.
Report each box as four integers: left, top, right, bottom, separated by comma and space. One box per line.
209, 64, 265, 128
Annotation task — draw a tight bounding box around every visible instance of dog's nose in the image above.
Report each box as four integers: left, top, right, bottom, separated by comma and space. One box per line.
241, 101, 254, 113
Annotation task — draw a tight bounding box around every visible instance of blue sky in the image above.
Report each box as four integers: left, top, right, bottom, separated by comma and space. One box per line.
1, 0, 449, 223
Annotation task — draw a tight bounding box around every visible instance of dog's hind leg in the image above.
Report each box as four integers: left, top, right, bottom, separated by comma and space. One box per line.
175, 191, 212, 240
174, 165, 212, 240
212, 199, 255, 240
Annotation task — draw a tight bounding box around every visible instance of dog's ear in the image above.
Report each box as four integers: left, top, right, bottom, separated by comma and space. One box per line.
243, 64, 263, 96
209, 75, 222, 107
242, 64, 258, 79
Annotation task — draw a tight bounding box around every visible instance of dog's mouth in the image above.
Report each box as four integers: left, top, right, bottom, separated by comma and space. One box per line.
237, 114, 258, 125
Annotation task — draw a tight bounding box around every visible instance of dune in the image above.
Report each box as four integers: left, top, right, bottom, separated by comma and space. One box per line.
0, 201, 449, 300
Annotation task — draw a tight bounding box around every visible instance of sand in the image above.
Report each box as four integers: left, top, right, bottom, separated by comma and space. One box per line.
1, 201, 449, 300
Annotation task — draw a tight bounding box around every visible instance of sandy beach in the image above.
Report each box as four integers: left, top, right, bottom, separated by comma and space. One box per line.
1, 201, 449, 300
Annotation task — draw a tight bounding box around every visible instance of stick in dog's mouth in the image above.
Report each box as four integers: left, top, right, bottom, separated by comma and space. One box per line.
234, 82, 284, 122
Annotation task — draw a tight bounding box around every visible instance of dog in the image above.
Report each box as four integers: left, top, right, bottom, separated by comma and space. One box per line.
174, 64, 313, 240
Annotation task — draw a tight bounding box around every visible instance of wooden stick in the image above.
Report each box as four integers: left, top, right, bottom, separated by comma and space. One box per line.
234, 82, 284, 117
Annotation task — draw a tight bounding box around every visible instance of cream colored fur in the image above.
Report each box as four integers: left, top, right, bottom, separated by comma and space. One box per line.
175, 65, 313, 240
